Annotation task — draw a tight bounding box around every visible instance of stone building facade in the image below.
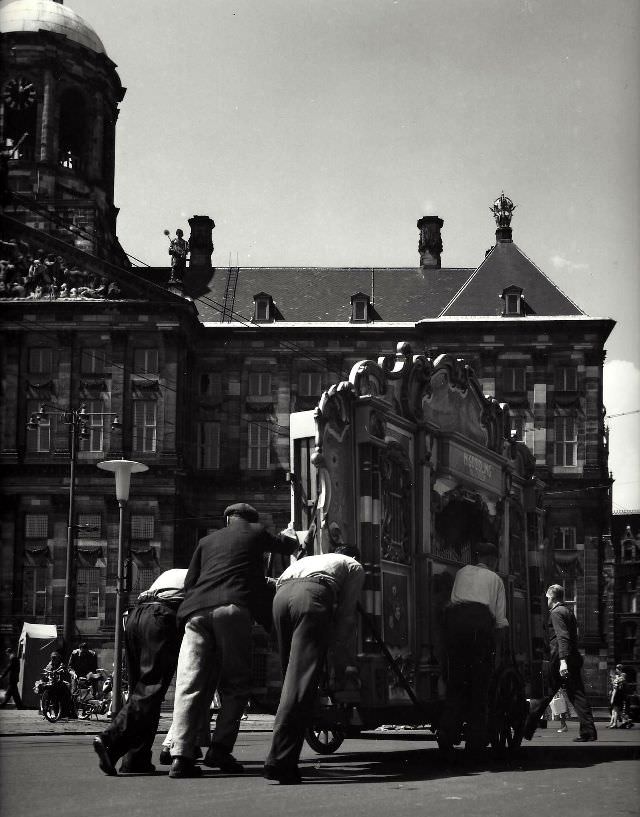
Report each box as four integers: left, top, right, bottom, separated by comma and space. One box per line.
0, 1, 615, 701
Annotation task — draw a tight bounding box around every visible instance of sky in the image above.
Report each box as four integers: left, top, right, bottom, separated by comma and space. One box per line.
27, 0, 640, 509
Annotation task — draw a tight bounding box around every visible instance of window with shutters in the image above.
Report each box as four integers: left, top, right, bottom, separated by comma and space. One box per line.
81, 348, 107, 374
553, 526, 576, 549
503, 366, 525, 392
23, 567, 47, 618
248, 422, 270, 470
28, 347, 53, 374
133, 348, 159, 375
248, 372, 272, 397
76, 568, 101, 619
555, 366, 577, 392
197, 421, 221, 469
555, 415, 578, 466
298, 372, 323, 397
133, 400, 157, 452
82, 400, 105, 453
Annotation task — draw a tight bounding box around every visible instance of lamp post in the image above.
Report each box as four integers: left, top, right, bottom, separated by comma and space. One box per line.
27, 403, 121, 657
97, 459, 148, 714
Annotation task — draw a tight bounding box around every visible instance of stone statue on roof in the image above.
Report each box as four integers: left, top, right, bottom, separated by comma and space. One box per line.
166, 228, 189, 283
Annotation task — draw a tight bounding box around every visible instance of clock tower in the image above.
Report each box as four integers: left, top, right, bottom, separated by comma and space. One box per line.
0, 0, 127, 265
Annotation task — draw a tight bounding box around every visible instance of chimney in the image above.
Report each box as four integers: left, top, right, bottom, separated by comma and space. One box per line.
185, 215, 215, 295
417, 216, 443, 269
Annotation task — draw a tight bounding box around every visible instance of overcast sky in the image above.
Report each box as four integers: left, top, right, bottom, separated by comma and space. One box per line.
43, 0, 640, 510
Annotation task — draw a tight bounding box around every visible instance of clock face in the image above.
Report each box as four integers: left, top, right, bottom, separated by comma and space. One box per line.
2, 77, 37, 111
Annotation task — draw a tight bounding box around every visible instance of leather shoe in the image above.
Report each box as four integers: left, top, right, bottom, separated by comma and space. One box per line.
169, 757, 202, 778
203, 746, 244, 773
573, 735, 597, 742
263, 764, 301, 785
93, 736, 118, 776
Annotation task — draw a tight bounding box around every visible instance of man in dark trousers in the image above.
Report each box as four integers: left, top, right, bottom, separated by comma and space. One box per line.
264, 545, 365, 784
93, 568, 187, 775
0, 648, 23, 708
169, 503, 297, 779
437, 541, 509, 756
524, 584, 597, 742
69, 641, 98, 694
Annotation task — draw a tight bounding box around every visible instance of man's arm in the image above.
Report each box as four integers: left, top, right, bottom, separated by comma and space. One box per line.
262, 525, 299, 556
332, 565, 366, 650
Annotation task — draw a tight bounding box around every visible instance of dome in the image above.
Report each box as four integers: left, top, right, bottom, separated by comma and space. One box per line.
0, 0, 106, 54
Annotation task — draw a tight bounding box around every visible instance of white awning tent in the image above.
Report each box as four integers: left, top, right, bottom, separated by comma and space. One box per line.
18, 622, 58, 708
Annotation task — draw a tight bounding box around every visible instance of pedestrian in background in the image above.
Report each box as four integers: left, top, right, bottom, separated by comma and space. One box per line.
608, 664, 627, 728
524, 584, 597, 743
169, 503, 297, 779
93, 568, 187, 775
550, 689, 569, 732
264, 544, 365, 785
0, 647, 23, 709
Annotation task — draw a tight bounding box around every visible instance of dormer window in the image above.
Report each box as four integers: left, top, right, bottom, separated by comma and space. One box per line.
253, 292, 275, 323
350, 292, 371, 323
501, 285, 524, 316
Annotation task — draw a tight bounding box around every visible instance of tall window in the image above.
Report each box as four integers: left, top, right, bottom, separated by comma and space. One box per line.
555, 416, 578, 466
299, 372, 323, 397
555, 366, 577, 391
622, 622, 637, 659
133, 348, 159, 375
562, 578, 577, 618
553, 527, 577, 549
27, 401, 50, 452
503, 366, 525, 392
81, 348, 107, 374
83, 400, 105, 453
76, 568, 101, 619
133, 401, 157, 452
23, 567, 47, 618
197, 421, 220, 469
28, 347, 53, 374
248, 422, 270, 470
248, 372, 272, 397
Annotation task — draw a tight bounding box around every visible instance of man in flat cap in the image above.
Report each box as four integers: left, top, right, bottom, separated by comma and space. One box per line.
169, 503, 298, 778
437, 541, 509, 756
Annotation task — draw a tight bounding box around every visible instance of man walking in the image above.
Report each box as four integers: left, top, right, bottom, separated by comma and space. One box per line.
93, 568, 187, 775
437, 541, 509, 755
264, 545, 365, 784
524, 584, 597, 742
169, 503, 297, 779
0, 647, 23, 709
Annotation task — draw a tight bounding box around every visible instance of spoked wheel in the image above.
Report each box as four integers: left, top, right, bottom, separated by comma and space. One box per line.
304, 725, 346, 754
77, 705, 92, 720
41, 690, 62, 723
488, 665, 527, 755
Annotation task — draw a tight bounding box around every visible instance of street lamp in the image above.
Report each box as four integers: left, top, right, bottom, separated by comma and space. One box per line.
27, 403, 121, 656
97, 458, 148, 713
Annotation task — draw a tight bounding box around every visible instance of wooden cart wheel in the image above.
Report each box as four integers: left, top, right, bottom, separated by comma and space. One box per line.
304, 725, 346, 754
488, 664, 527, 754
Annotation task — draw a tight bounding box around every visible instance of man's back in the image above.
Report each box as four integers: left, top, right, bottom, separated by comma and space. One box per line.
547, 602, 579, 659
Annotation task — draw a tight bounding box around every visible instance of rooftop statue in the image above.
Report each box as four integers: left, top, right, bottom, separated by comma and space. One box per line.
490, 192, 516, 228
165, 228, 189, 284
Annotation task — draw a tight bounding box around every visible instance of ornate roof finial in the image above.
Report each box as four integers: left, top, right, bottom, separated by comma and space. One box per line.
490, 192, 516, 228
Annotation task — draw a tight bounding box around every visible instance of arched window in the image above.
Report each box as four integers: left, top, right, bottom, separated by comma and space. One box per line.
58, 88, 88, 172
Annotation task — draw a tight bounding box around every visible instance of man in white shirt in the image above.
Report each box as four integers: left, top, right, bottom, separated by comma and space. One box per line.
437, 542, 508, 756
263, 545, 365, 784
93, 568, 187, 776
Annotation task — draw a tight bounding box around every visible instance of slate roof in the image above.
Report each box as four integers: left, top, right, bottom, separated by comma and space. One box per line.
195, 266, 473, 324
440, 240, 584, 317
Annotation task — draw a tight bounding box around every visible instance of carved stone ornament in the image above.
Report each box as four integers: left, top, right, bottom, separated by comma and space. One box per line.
490, 192, 516, 228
